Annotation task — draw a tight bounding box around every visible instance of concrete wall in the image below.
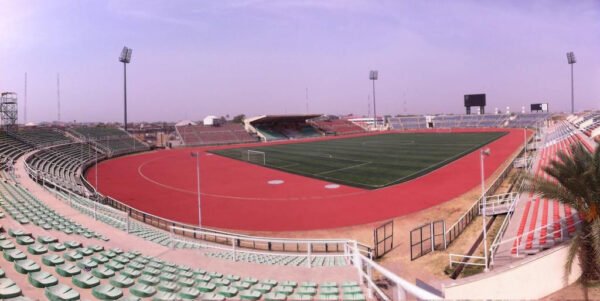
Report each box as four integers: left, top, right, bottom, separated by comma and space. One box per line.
443, 244, 581, 300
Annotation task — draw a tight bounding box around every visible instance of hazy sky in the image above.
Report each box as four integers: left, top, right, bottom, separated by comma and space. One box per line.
1, 0, 599, 123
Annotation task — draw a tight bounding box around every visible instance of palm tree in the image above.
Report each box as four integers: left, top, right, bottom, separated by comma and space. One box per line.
525, 142, 600, 300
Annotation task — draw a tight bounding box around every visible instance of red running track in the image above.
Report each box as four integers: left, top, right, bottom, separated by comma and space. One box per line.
86, 128, 525, 231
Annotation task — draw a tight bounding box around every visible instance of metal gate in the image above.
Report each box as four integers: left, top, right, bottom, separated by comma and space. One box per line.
374, 220, 394, 259
410, 220, 446, 261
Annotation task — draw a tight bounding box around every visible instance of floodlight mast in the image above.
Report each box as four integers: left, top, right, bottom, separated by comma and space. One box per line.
119, 47, 133, 131
566, 52, 576, 114
369, 70, 378, 129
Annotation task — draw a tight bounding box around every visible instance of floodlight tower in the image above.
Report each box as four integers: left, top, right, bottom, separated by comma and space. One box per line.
0, 92, 18, 132
369, 70, 378, 129
119, 46, 133, 131
566, 52, 576, 114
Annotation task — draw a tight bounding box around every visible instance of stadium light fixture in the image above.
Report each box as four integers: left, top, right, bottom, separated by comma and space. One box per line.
119, 46, 133, 131
480, 148, 491, 272
566, 52, 576, 114
369, 70, 378, 129
191, 152, 202, 227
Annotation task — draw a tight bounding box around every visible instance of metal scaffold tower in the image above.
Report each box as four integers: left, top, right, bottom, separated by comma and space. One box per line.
0, 92, 18, 131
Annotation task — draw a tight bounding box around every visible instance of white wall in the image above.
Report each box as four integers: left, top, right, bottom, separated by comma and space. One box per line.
443, 244, 581, 300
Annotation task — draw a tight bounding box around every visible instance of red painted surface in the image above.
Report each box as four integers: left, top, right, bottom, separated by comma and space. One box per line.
87, 128, 526, 231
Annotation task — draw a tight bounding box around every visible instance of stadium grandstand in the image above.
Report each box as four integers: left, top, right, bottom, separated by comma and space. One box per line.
244, 115, 323, 141
310, 118, 367, 135
176, 123, 258, 146
68, 126, 149, 156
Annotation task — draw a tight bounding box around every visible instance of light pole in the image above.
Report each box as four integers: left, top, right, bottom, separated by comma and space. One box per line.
191, 152, 202, 227
480, 148, 491, 272
566, 52, 576, 114
119, 46, 133, 131
369, 70, 378, 129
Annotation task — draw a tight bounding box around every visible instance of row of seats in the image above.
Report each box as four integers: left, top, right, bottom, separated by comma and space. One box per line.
27, 143, 104, 194
10, 128, 73, 147
176, 124, 258, 146
0, 132, 33, 173
388, 117, 427, 130
511, 124, 580, 255
0, 180, 106, 241
433, 115, 508, 128
310, 120, 366, 135
0, 225, 366, 300
69, 127, 149, 156
204, 251, 348, 267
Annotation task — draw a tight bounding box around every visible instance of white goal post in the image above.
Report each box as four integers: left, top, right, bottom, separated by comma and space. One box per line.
246, 150, 266, 165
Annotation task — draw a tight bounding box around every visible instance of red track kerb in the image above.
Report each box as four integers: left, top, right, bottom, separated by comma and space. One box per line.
86, 128, 525, 231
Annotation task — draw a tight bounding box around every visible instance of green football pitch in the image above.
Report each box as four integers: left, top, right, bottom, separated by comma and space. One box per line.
210, 132, 507, 189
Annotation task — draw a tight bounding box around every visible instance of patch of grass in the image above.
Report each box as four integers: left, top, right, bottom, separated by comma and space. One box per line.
211, 132, 507, 189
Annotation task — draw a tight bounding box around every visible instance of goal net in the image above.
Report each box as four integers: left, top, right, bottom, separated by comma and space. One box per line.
246, 150, 266, 165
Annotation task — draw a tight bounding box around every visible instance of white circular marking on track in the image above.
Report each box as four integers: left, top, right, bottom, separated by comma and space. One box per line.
268, 180, 284, 185
325, 184, 340, 189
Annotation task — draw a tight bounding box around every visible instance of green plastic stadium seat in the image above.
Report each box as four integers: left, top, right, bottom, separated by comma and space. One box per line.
274, 286, 294, 296
321, 282, 338, 288
16, 236, 34, 245
127, 261, 144, 270
280, 281, 297, 288
208, 272, 223, 279
28, 271, 59, 288
44, 284, 80, 301
341, 281, 359, 288
64, 251, 83, 262
76, 247, 94, 256
49, 243, 67, 252
138, 274, 160, 286
8, 229, 30, 237
110, 248, 124, 254
27, 243, 48, 255
342, 293, 366, 301
113, 255, 130, 264
320, 287, 339, 296
200, 293, 225, 301
287, 294, 312, 300
178, 270, 194, 278
342, 286, 362, 294
262, 279, 278, 286
195, 275, 211, 283
254, 284, 273, 293
0, 240, 15, 250
240, 290, 262, 301
177, 277, 195, 287
42, 254, 65, 266
4, 249, 27, 262
89, 245, 105, 252
56, 263, 81, 277
212, 278, 230, 287
92, 266, 115, 279
130, 283, 157, 298
197, 282, 216, 293
110, 274, 135, 288
64, 241, 82, 249
101, 250, 117, 258
91, 254, 109, 264
121, 268, 142, 278
119, 296, 141, 301
296, 287, 317, 296
72, 272, 100, 289
76, 258, 98, 270
14, 259, 41, 274
142, 267, 161, 276
159, 272, 177, 282
151, 291, 177, 301
264, 292, 287, 301
0, 278, 22, 299
300, 282, 317, 289
232, 281, 251, 290
157, 281, 179, 292
92, 284, 123, 300
106, 261, 125, 271
162, 266, 177, 274
178, 287, 200, 300
216, 286, 238, 298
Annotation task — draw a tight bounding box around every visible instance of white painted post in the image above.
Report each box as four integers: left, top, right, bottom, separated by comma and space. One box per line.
307, 242, 312, 268
430, 222, 435, 252
232, 239, 237, 262
442, 221, 447, 250
353, 241, 362, 283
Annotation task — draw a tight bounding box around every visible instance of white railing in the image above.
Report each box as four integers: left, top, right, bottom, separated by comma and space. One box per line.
449, 254, 487, 267
490, 215, 581, 265
480, 192, 518, 215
